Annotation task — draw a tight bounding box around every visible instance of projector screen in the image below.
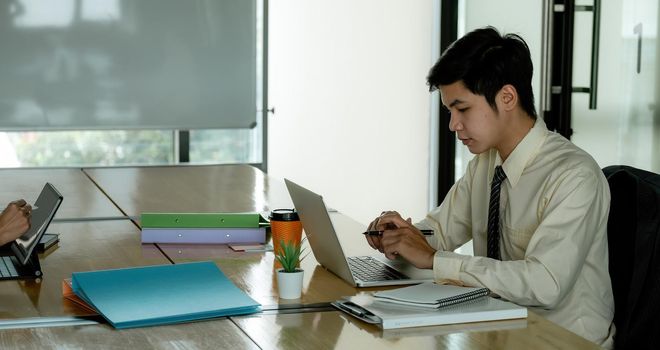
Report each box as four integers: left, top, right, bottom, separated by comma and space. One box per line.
0, 0, 258, 130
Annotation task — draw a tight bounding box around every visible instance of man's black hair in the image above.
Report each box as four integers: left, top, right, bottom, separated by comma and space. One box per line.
427, 26, 537, 119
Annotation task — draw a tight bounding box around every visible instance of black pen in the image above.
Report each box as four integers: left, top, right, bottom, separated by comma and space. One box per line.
336, 301, 379, 323
362, 229, 434, 236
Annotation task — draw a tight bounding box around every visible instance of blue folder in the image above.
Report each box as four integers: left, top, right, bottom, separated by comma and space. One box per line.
71, 261, 260, 329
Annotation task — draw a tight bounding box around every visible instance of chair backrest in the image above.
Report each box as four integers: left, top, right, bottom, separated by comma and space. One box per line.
603, 165, 660, 349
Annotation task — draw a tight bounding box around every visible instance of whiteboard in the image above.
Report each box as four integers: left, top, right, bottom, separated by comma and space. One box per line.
0, 0, 257, 130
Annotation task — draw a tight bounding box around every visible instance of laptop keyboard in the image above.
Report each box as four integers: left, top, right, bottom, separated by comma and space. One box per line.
0, 256, 19, 277
347, 256, 409, 282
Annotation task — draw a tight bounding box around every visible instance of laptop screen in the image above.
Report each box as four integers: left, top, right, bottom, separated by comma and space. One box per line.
11, 183, 63, 265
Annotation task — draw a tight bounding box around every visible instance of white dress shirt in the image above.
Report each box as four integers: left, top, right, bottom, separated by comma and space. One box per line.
418, 118, 615, 347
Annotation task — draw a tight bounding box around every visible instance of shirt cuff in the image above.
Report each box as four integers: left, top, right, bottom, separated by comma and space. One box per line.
433, 251, 469, 281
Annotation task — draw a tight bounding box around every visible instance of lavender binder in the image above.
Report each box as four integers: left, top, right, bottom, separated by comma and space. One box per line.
141, 227, 266, 244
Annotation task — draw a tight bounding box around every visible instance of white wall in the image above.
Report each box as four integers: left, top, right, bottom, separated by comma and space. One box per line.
268, 0, 434, 225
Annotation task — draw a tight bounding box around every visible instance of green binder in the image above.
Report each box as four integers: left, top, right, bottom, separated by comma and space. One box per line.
140, 212, 269, 229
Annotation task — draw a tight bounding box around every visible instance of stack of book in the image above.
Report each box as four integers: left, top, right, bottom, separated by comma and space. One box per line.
333, 282, 527, 329
140, 212, 268, 244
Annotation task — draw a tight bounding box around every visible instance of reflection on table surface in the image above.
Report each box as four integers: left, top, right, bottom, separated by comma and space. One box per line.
82, 165, 294, 217
233, 310, 600, 350
0, 168, 122, 219
0, 317, 258, 350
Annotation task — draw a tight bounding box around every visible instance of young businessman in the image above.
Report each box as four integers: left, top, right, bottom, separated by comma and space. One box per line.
366, 27, 615, 347
0, 199, 32, 246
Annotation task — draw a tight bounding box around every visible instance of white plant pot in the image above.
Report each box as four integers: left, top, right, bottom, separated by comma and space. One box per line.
276, 268, 304, 299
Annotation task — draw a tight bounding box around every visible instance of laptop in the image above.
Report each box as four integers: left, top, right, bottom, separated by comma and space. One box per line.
0, 183, 63, 280
285, 179, 434, 287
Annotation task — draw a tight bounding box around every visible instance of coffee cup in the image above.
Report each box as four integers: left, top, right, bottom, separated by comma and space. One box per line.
269, 209, 303, 266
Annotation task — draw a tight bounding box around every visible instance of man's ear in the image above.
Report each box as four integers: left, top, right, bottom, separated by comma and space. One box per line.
498, 84, 518, 112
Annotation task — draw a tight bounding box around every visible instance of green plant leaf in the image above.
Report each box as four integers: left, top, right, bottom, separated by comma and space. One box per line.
275, 239, 305, 273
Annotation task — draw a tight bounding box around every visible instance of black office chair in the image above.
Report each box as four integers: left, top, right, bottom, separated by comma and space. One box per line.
603, 165, 660, 350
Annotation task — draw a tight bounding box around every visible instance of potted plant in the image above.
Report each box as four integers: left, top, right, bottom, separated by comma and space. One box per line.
275, 239, 307, 299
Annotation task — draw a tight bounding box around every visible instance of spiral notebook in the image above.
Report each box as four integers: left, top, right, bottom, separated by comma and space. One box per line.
373, 282, 490, 308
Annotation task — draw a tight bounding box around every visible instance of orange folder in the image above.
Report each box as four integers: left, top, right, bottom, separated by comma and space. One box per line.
62, 278, 98, 314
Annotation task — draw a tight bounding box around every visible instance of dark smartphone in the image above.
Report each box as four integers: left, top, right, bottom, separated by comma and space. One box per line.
37, 233, 60, 252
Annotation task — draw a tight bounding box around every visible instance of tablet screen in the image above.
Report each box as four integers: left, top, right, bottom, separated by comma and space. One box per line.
11, 183, 63, 266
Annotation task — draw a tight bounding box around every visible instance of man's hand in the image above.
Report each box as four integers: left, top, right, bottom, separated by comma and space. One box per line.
364, 211, 436, 269
0, 199, 32, 246
364, 211, 393, 253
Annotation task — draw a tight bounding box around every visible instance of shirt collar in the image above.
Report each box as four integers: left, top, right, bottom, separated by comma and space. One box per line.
491, 118, 548, 188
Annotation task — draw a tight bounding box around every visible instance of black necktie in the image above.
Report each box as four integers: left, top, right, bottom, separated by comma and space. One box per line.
487, 166, 507, 260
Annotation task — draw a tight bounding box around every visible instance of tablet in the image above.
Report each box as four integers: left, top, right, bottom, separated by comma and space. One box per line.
11, 183, 63, 266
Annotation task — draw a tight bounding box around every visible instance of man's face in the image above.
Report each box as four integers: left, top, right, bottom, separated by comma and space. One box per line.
439, 81, 505, 155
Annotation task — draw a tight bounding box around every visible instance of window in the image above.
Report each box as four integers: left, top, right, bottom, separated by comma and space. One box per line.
0, 0, 266, 168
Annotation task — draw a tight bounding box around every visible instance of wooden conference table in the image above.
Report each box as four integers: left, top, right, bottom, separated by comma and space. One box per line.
0, 165, 600, 349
